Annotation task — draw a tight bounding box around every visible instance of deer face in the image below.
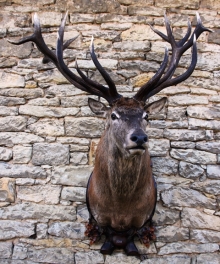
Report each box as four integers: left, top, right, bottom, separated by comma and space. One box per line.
88, 97, 167, 157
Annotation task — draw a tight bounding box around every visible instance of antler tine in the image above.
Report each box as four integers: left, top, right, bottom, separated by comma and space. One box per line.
177, 19, 192, 47
89, 37, 122, 101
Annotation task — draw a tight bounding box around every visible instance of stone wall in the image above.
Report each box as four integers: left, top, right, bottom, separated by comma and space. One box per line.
0, 0, 220, 263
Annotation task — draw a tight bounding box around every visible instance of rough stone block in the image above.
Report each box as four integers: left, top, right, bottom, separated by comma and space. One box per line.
171, 141, 196, 149
13, 145, 32, 164
12, 243, 28, 260
75, 251, 104, 264
153, 203, 180, 225
149, 139, 170, 156
61, 186, 86, 202
156, 226, 189, 242
189, 118, 220, 130
179, 161, 204, 179
70, 152, 88, 165
0, 116, 27, 132
187, 106, 220, 120
0, 71, 24, 88
191, 229, 220, 243
207, 165, 220, 179
0, 178, 15, 203
168, 95, 209, 106
196, 253, 220, 264
0, 242, 12, 259
0, 132, 44, 146
191, 180, 220, 195
151, 157, 178, 175
0, 88, 43, 99
32, 143, 69, 166
196, 141, 220, 154
164, 129, 206, 141
0, 147, 12, 161
0, 106, 18, 116
48, 222, 85, 239
140, 255, 191, 264
155, 0, 200, 8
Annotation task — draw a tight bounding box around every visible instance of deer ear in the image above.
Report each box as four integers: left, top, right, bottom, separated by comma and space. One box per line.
88, 98, 109, 117
144, 97, 167, 114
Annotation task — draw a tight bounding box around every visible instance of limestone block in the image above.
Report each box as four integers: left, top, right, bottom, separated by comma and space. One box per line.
65, 117, 105, 138
0, 106, 18, 116
48, 222, 85, 239
161, 187, 216, 209
187, 106, 220, 120
19, 105, 79, 118
0, 163, 46, 179
0, 116, 27, 132
75, 251, 104, 264
156, 226, 189, 242
207, 165, 220, 179
74, 59, 118, 70
70, 152, 88, 165
29, 118, 64, 137
70, 13, 95, 24
13, 145, 32, 164
171, 141, 196, 149
28, 97, 60, 106
149, 119, 188, 129
0, 96, 25, 106
153, 203, 180, 225
0, 147, 12, 161
0, 71, 24, 88
0, 132, 44, 146
168, 95, 208, 106
140, 255, 191, 264
101, 22, 132, 30
118, 0, 153, 6
164, 129, 206, 141
179, 161, 204, 179
158, 242, 219, 255
32, 143, 69, 166
70, 145, 89, 152
36, 223, 48, 239
170, 149, 217, 165
0, 242, 12, 259
0, 178, 15, 203
191, 229, 220, 243
128, 6, 163, 16
0, 202, 76, 221
182, 208, 220, 231
105, 252, 140, 264
0, 220, 35, 239
189, 117, 220, 130
61, 186, 86, 202
61, 95, 90, 107
155, 0, 199, 8
113, 41, 150, 52
27, 247, 75, 264
33, 69, 70, 84
146, 128, 163, 139
77, 204, 89, 222
12, 243, 28, 260
0, 88, 43, 99
196, 253, 220, 264
17, 185, 61, 204
196, 141, 220, 154
209, 95, 220, 103
0, 39, 31, 59
151, 157, 178, 175
148, 139, 170, 157
167, 106, 187, 120
191, 180, 220, 195
57, 137, 90, 145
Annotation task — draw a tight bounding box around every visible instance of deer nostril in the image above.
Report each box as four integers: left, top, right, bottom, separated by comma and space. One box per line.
143, 136, 147, 142
130, 134, 148, 144
130, 136, 138, 142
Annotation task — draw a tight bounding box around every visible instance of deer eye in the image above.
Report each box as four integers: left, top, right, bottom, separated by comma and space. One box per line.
143, 113, 148, 120
111, 113, 118, 120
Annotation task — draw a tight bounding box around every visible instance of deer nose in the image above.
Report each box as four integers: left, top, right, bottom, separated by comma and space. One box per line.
130, 134, 148, 145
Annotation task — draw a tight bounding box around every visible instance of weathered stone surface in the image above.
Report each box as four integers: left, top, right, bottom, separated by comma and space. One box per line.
19, 105, 79, 117
0, 242, 12, 259
13, 145, 32, 164
70, 152, 88, 165
196, 253, 220, 264
171, 141, 195, 149
156, 226, 189, 242
191, 229, 220, 243
0, 220, 35, 239
28, 97, 60, 106
0, 178, 15, 202
141, 255, 191, 264
0, 106, 18, 116
191, 180, 220, 195
155, 0, 199, 8
17, 185, 61, 204
182, 208, 220, 231
196, 141, 220, 154
12, 243, 28, 260
169, 95, 209, 106
0, 88, 43, 99
189, 117, 220, 130
75, 251, 104, 264
0, 163, 46, 179
167, 106, 187, 120
0, 116, 27, 132
161, 187, 216, 209
32, 143, 69, 165
0, 132, 44, 146
61, 187, 86, 202
158, 242, 219, 255
0, 202, 76, 221
179, 161, 204, 179
65, 117, 105, 137
46, 84, 86, 97
0, 147, 12, 161
149, 139, 170, 156
0, 72, 25, 88
187, 106, 220, 120
153, 203, 180, 225
77, 204, 89, 222
207, 165, 220, 179
151, 157, 178, 175
48, 222, 85, 239
29, 118, 64, 136
113, 41, 150, 52
164, 129, 206, 141
105, 252, 139, 264
170, 149, 217, 164
51, 166, 92, 187
73, 58, 118, 69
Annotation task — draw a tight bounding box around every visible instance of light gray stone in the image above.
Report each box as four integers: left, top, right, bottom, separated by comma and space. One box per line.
28, 97, 60, 106
149, 119, 188, 129
32, 143, 69, 166
65, 117, 105, 138
171, 141, 196, 149
48, 222, 85, 239
0, 220, 35, 239
196, 141, 220, 154
0, 106, 18, 116
156, 226, 189, 242
146, 128, 163, 138
51, 166, 92, 187
0, 71, 24, 88
189, 118, 220, 130
61, 187, 86, 202
191, 229, 220, 243
0, 163, 46, 179
113, 41, 151, 51
182, 208, 220, 231
179, 161, 204, 179
13, 145, 32, 164
187, 106, 220, 120
12, 244, 28, 260
0, 202, 76, 221
0, 147, 12, 161
207, 165, 220, 179
36, 223, 48, 239
70, 144, 89, 152
77, 204, 89, 222
167, 106, 187, 120
141, 255, 191, 264
151, 157, 178, 175
61, 95, 89, 107
191, 180, 220, 195
105, 252, 139, 264
164, 129, 206, 141
0, 242, 12, 259
19, 105, 79, 117
153, 203, 180, 225
75, 251, 104, 264
74, 59, 118, 69
70, 152, 88, 165
149, 139, 170, 156
0, 132, 44, 146
168, 95, 209, 106
57, 137, 90, 145
0, 178, 15, 203
46, 84, 85, 97
170, 149, 217, 164
0, 116, 27, 132
17, 185, 61, 204
0, 88, 43, 99
161, 187, 216, 209
196, 253, 220, 264
158, 242, 219, 255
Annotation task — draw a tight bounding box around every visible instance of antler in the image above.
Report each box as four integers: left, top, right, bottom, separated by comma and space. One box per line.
133, 13, 212, 102
8, 12, 122, 105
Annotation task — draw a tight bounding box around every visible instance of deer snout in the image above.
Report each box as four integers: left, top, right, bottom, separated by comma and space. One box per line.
130, 133, 148, 146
